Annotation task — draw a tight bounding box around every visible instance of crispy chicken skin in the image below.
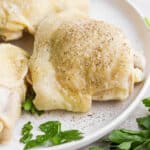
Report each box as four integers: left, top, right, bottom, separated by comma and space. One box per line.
0, 44, 29, 143
29, 13, 145, 112
0, 0, 89, 41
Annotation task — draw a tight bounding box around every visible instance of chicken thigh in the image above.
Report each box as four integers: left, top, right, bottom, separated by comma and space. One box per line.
29, 14, 145, 112
0, 0, 89, 41
0, 44, 29, 143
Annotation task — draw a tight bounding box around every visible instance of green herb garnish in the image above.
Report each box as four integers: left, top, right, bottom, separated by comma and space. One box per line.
22, 86, 43, 115
89, 98, 150, 150
20, 122, 33, 144
20, 121, 83, 150
144, 17, 150, 28
59, 130, 83, 143
143, 97, 150, 111
137, 116, 150, 130
39, 121, 61, 136
24, 134, 50, 150
89, 147, 104, 150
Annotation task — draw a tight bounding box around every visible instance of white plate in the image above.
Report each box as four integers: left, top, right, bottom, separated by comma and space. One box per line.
2, 0, 150, 150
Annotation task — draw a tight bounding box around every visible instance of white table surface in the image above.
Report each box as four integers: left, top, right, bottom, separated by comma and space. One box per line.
83, 0, 150, 149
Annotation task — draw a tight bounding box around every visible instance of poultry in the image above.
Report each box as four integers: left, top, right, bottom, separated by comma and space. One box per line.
29, 13, 145, 112
0, 44, 29, 143
50, 0, 89, 13
0, 0, 89, 41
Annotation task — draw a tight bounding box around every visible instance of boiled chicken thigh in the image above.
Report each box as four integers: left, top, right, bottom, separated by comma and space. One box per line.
0, 44, 29, 143
0, 0, 89, 41
29, 14, 145, 112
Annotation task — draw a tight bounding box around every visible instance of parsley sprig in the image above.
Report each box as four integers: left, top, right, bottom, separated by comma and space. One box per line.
20, 121, 83, 150
20, 122, 33, 144
143, 98, 150, 111
89, 98, 150, 150
22, 86, 43, 115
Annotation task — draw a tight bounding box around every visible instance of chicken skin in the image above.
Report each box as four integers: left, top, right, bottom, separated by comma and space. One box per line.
0, 0, 89, 41
29, 13, 145, 112
0, 44, 29, 143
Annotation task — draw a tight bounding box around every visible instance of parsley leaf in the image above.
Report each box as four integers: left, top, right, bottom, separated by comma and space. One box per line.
137, 116, 150, 129
89, 147, 104, 150
52, 130, 83, 145
143, 98, 150, 111
39, 121, 61, 136
21, 121, 83, 150
108, 130, 146, 144
20, 122, 33, 144
118, 141, 132, 150
22, 86, 43, 115
24, 134, 50, 150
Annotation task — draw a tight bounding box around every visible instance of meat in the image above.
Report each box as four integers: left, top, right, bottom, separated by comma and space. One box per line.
0, 44, 29, 143
29, 13, 145, 112
0, 0, 89, 41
